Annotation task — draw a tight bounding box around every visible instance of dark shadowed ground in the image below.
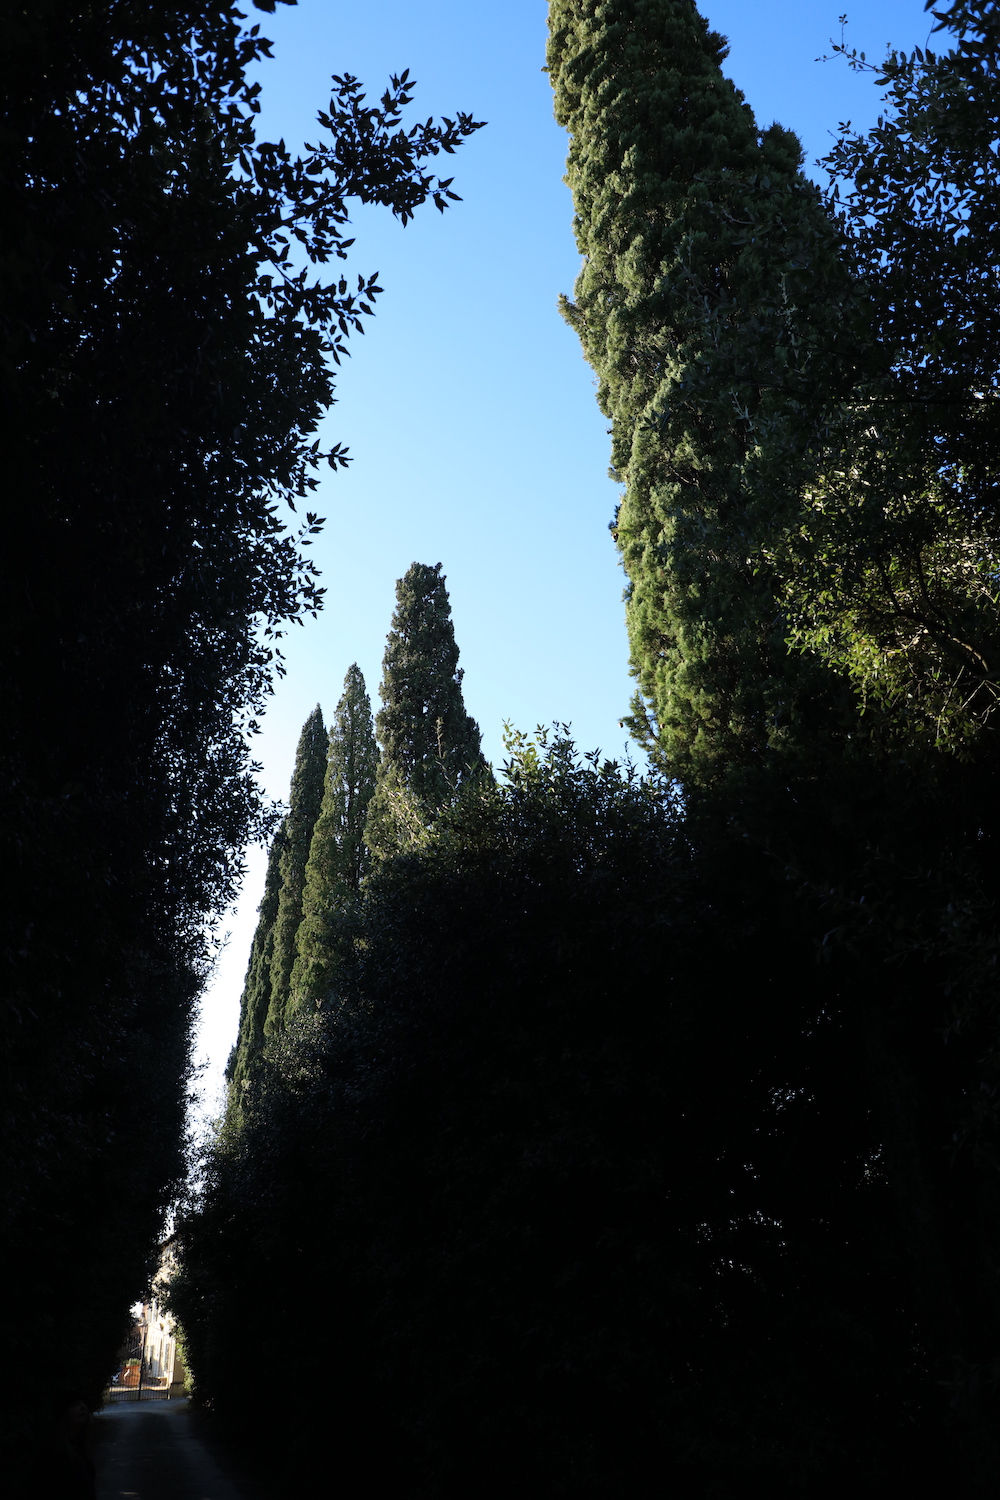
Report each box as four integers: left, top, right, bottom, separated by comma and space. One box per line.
93, 1400, 277, 1500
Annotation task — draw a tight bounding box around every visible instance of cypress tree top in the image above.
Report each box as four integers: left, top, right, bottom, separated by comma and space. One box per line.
548, 0, 855, 788
375, 562, 482, 806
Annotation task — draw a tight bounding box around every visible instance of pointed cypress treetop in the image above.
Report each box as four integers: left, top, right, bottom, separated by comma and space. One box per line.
265, 704, 327, 1036
375, 562, 482, 806
548, 0, 856, 788
291, 665, 379, 1009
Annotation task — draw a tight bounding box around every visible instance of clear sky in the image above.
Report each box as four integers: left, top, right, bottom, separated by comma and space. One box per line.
192, 0, 933, 1122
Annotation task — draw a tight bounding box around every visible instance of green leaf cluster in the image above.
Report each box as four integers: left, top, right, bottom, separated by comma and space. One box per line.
226, 563, 479, 1097
225, 819, 287, 1107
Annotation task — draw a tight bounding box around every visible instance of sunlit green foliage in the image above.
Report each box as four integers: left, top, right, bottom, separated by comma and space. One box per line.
547, 0, 857, 786
775, 465, 1000, 758
226, 820, 287, 1115
366, 562, 484, 854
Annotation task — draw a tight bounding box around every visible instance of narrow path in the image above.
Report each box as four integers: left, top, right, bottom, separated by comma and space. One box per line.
94, 1399, 254, 1500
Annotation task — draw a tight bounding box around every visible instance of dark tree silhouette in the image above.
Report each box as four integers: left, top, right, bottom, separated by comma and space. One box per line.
0, 2, 482, 1484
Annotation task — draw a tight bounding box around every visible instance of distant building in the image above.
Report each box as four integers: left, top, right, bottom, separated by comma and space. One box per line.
106, 1240, 187, 1402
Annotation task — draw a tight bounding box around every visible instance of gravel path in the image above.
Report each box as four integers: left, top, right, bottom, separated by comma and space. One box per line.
94, 1399, 253, 1500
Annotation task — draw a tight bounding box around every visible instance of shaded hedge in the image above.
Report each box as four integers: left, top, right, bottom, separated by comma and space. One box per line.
175, 739, 940, 1497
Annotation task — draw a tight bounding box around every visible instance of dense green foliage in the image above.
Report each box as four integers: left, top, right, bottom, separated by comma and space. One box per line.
225, 572, 478, 1123
774, 1, 1000, 761
175, 735, 946, 1497
366, 562, 484, 854
0, 0, 481, 1483
226, 820, 287, 1110
548, 0, 858, 789
265, 706, 327, 1033
291, 665, 379, 1009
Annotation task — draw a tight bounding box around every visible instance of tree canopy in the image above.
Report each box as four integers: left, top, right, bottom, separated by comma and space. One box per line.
366, 562, 484, 854
291, 665, 379, 1009
548, 1, 1000, 1485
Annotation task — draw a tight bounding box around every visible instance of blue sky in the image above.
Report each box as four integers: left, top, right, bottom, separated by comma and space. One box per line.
193, 0, 934, 1117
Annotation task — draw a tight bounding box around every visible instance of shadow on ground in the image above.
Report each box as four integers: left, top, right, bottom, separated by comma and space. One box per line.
94, 1399, 279, 1500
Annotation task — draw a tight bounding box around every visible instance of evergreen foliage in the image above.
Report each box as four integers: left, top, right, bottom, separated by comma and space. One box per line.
772, 0, 1000, 762
225, 820, 286, 1109
547, 0, 858, 787
291, 665, 379, 1008
367, 562, 484, 853
266, 706, 327, 1034
173, 4, 1000, 1494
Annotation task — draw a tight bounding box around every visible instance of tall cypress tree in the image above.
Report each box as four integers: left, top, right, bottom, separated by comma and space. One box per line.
291, 665, 379, 1010
265, 706, 327, 1036
225, 819, 286, 1112
547, 0, 856, 789
367, 563, 483, 854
